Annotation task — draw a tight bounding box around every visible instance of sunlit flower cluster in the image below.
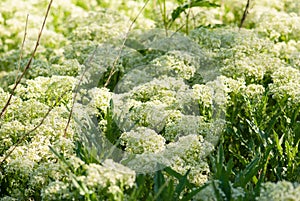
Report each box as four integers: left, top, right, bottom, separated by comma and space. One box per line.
165, 135, 214, 185
269, 66, 300, 105
59, 159, 135, 200
81, 160, 135, 195
194, 180, 245, 201
242, 84, 265, 102
91, 0, 156, 29
190, 27, 284, 84
41, 158, 136, 200
120, 127, 166, 154
257, 181, 300, 201
67, 10, 130, 44
121, 134, 214, 182
113, 76, 201, 132
14, 75, 76, 106
248, 7, 300, 42
41, 181, 73, 201
88, 87, 112, 115
151, 50, 197, 80
0, 76, 76, 200
1, 0, 300, 200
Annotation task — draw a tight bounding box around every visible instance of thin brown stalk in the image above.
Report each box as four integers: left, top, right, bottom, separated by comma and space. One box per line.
0, 91, 68, 167
185, 5, 192, 35
104, 0, 150, 88
171, 6, 192, 36
15, 14, 29, 85
63, 45, 99, 137
0, 0, 53, 119
239, 0, 251, 30
220, 0, 224, 22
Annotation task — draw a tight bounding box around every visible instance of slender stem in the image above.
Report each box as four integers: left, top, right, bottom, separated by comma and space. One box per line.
63, 45, 99, 137
239, 0, 251, 30
163, 0, 168, 36
0, 0, 53, 119
104, 0, 150, 87
185, 3, 192, 35
15, 14, 29, 86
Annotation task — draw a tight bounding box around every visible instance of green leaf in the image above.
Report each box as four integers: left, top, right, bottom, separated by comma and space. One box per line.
235, 157, 260, 188
154, 170, 166, 201
210, 145, 233, 200
181, 183, 210, 201
171, 0, 219, 22
49, 146, 74, 172
174, 169, 191, 199
71, 174, 91, 197
254, 147, 272, 197
216, 144, 224, 178
212, 180, 224, 201
164, 167, 195, 189
273, 131, 284, 157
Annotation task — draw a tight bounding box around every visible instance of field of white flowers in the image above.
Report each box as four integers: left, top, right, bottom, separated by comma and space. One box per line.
0, 0, 300, 200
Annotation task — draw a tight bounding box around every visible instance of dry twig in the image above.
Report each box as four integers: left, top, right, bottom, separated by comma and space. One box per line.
104, 0, 150, 87
15, 14, 29, 86
0, 0, 53, 119
239, 0, 251, 30
63, 45, 99, 137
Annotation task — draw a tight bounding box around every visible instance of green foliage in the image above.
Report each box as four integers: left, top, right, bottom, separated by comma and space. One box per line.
171, 1, 219, 21
1, 0, 300, 200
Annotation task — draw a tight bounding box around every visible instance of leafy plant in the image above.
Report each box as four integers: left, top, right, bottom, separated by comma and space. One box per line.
157, 0, 219, 34
1, 0, 300, 200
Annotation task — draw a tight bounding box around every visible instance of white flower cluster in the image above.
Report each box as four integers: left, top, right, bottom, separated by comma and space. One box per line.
164, 114, 210, 142
120, 127, 166, 154
205, 75, 245, 107
165, 135, 214, 185
193, 84, 214, 108
78, 159, 135, 200
5, 144, 135, 200
88, 87, 112, 115
191, 27, 283, 84
257, 181, 300, 201
113, 72, 226, 137
0, 0, 84, 68
194, 180, 245, 201
191, 27, 274, 55
222, 53, 283, 82
113, 76, 194, 131
0, 75, 76, 200
14, 75, 76, 106
122, 152, 169, 174
272, 40, 300, 68
67, 9, 130, 44
93, 0, 156, 30
243, 84, 265, 98
2, 137, 73, 199
114, 96, 168, 132
269, 66, 300, 105
247, 7, 300, 42
122, 134, 214, 185
41, 181, 73, 201
51, 59, 83, 77
151, 51, 197, 80
241, 84, 266, 107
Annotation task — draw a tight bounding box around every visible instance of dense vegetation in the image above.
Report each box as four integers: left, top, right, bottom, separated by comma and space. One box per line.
0, 0, 300, 200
